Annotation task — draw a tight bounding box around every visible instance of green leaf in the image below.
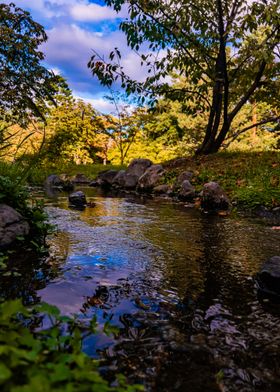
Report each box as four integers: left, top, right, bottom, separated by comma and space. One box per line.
35, 302, 60, 316
103, 321, 120, 337
0, 362, 12, 384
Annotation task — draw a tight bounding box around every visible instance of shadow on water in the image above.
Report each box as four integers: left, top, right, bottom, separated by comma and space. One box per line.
2, 186, 280, 391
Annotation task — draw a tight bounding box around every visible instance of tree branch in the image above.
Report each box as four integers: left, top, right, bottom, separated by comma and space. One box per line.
229, 61, 266, 122
130, 1, 214, 81
223, 115, 280, 148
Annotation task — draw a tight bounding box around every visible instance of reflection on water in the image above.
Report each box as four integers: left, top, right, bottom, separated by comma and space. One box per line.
2, 187, 280, 391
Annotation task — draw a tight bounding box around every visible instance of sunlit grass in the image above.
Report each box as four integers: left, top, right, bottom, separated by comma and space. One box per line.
26, 162, 126, 185
165, 151, 280, 207
0, 160, 126, 185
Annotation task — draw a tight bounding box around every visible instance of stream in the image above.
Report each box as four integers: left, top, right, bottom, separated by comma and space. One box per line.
3, 187, 280, 391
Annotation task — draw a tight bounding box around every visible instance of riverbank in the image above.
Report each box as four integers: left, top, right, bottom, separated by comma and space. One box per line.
1, 151, 279, 209
43, 152, 279, 208
162, 151, 279, 209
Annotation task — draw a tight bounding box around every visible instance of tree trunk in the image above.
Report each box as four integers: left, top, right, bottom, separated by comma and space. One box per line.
251, 102, 257, 141
196, 0, 230, 155
196, 117, 231, 154
120, 148, 124, 165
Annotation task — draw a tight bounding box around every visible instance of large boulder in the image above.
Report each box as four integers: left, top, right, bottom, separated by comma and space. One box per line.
59, 174, 75, 191
68, 191, 87, 208
200, 182, 230, 211
71, 173, 91, 184
126, 158, 152, 179
178, 180, 196, 201
176, 171, 193, 187
93, 170, 119, 188
115, 166, 151, 190
0, 204, 30, 249
138, 164, 165, 191
44, 174, 74, 191
123, 173, 139, 189
257, 256, 280, 297
153, 184, 172, 195
44, 174, 64, 188
112, 170, 126, 187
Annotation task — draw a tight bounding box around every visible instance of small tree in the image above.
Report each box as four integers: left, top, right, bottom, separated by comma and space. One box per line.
88, 0, 280, 155
45, 94, 106, 164
100, 92, 145, 164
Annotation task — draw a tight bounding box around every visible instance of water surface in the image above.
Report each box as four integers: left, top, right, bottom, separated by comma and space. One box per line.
4, 188, 280, 391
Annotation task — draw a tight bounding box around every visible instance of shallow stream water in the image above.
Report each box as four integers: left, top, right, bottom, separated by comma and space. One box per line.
3, 188, 280, 391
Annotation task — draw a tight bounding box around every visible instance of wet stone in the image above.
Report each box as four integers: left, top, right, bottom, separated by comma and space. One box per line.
200, 181, 231, 211
126, 158, 152, 178
178, 180, 195, 201
68, 191, 87, 207
44, 174, 64, 188
257, 256, 280, 297
0, 204, 30, 249
72, 173, 91, 184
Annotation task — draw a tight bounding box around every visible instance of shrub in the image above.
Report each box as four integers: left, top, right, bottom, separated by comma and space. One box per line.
0, 299, 143, 392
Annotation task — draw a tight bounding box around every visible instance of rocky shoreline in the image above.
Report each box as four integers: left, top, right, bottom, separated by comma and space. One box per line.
44, 158, 280, 222
46, 158, 232, 213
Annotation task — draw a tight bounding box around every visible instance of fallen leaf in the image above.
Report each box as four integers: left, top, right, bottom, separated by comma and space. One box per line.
218, 210, 229, 216
135, 297, 150, 310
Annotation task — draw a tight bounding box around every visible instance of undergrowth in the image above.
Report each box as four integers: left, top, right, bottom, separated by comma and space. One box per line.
0, 175, 52, 250
0, 299, 142, 392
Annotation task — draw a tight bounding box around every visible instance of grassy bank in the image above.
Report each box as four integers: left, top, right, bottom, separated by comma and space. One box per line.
164, 151, 280, 208
27, 162, 126, 185
0, 161, 125, 186
1, 151, 279, 208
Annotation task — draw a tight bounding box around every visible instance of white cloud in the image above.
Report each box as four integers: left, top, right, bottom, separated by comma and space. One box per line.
42, 23, 149, 94
43, 23, 126, 69
70, 3, 127, 22
121, 51, 150, 83
1, 0, 54, 17
2, 0, 127, 21
50, 67, 61, 75
74, 95, 116, 113
2, 1, 150, 97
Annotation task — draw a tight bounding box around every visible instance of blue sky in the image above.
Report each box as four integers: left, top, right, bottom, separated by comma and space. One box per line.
3, 0, 146, 112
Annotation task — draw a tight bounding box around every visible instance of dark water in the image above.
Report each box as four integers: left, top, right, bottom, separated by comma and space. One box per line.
3, 187, 280, 391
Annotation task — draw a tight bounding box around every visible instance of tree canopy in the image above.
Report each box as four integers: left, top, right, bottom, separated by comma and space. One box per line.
88, 0, 280, 154
0, 3, 58, 126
